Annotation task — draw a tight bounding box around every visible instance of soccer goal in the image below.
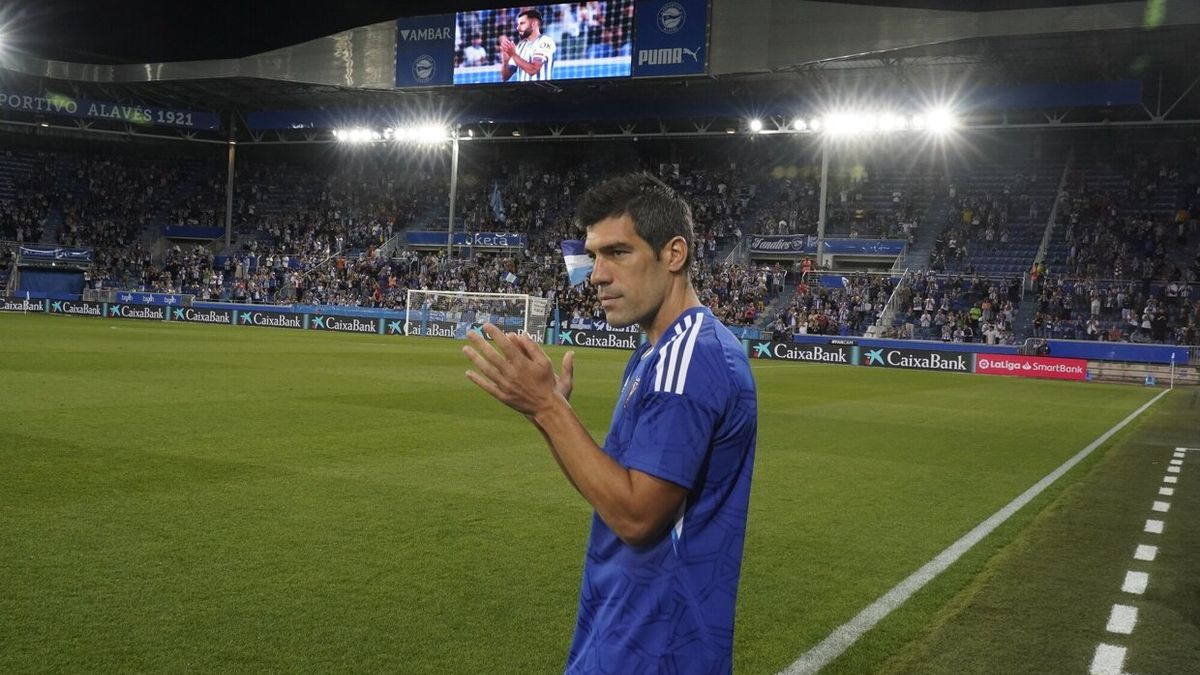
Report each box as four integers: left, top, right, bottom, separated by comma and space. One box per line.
404, 289, 550, 343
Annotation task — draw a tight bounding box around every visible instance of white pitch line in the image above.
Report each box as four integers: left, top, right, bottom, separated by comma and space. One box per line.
1174, 452, 1186, 458
1164, 476, 1178, 484
1122, 571, 1149, 595
1167, 466, 1181, 474
1089, 643, 1128, 675
779, 388, 1170, 675
1106, 604, 1138, 634
1169, 459, 1183, 466
1145, 519, 1164, 534
1152, 501, 1171, 513
1159, 487, 1174, 497
1134, 544, 1158, 562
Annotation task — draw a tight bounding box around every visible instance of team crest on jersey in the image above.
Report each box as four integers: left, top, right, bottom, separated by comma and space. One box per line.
624, 376, 641, 407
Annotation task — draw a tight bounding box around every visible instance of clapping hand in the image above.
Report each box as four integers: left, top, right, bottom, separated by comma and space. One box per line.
464, 324, 575, 416
498, 35, 516, 58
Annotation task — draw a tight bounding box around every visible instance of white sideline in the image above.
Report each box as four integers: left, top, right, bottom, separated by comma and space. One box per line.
1133, 544, 1158, 562
779, 388, 1170, 675
1121, 571, 1149, 595
1089, 644, 1128, 675
1105, 604, 1138, 635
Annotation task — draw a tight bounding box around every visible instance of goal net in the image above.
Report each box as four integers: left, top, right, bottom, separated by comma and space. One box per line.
404, 289, 550, 343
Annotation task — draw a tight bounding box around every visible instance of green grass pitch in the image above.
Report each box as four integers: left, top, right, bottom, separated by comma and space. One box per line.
0, 313, 1162, 673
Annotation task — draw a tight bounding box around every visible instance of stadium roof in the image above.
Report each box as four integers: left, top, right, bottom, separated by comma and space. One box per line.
1, 1, 1198, 143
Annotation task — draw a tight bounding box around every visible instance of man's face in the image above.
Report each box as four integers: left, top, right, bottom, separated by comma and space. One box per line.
585, 214, 672, 329
516, 15, 534, 40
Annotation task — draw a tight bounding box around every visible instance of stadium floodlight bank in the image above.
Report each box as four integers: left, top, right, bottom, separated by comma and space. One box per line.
404, 289, 549, 342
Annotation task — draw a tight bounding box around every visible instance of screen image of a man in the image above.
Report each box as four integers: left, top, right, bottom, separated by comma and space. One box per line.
462, 173, 758, 674
499, 9, 556, 82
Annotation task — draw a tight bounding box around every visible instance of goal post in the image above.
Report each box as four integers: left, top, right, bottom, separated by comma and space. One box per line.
404, 289, 550, 343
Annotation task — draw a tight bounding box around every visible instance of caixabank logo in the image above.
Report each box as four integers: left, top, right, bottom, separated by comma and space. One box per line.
404, 320, 458, 338
558, 329, 638, 350
310, 315, 380, 334
49, 300, 103, 316
749, 341, 852, 364
171, 308, 232, 324
861, 347, 972, 373
107, 303, 166, 320
236, 310, 304, 329
0, 296, 44, 312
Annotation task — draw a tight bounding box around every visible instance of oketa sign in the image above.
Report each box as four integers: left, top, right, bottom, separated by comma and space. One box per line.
405, 231, 527, 249
395, 14, 455, 87
633, 0, 709, 77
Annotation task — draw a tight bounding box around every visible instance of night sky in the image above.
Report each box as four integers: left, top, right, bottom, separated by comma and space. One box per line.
1, 0, 1142, 65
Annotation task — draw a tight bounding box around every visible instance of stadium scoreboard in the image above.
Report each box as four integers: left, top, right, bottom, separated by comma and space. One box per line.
395, 0, 709, 88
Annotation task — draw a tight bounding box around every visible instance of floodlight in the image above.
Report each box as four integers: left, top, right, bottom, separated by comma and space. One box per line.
808, 118, 822, 132
748, 118, 763, 133
925, 107, 958, 134
792, 119, 807, 131
414, 123, 449, 142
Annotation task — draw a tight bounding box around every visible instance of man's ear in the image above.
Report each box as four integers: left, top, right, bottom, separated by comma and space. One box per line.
662, 236, 690, 273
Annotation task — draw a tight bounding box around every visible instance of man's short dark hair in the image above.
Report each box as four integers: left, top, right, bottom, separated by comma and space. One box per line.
518, 9, 543, 25
576, 172, 695, 267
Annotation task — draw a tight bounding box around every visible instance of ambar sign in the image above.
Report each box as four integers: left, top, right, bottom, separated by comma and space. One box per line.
862, 347, 972, 373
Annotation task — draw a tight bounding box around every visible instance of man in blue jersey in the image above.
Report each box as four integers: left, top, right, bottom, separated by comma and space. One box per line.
498, 9, 556, 82
462, 173, 758, 674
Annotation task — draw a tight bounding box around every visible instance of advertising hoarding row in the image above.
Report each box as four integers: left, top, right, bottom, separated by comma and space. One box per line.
748, 340, 1087, 380
3, 296, 1092, 381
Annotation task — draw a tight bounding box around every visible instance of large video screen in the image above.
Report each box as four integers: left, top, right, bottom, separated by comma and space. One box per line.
453, 3, 635, 85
